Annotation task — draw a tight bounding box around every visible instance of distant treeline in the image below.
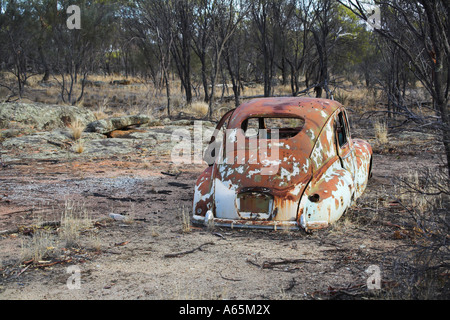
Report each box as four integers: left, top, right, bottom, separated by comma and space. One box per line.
0, 1, 447, 116
2, 0, 447, 172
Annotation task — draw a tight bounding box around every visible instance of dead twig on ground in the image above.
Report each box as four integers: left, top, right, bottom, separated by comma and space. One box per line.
310, 280, 399, 299
219, 271, 242, 282
160, 171, 181, 178
34, 259, 73, 268
311, 283, 367, 299
164, 242, 215, 258
16, 264, 31, 278
246, 257, 318, 272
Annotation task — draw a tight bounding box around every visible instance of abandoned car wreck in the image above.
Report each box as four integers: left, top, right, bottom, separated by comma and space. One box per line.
192, 97, 373, 231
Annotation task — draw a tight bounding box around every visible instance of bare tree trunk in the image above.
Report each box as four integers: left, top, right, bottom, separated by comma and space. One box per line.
38, 44, 50, 82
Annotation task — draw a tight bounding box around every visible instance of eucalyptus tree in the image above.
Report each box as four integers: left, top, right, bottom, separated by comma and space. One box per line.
338, 0, 450, 174
132, 0, 175, 116
191, 0, 213, 103
205, 0, 248, 117
170, 0, 194, 104
0, 0, 39, 97
49, 0, 119, 105
249, 0, 276, 97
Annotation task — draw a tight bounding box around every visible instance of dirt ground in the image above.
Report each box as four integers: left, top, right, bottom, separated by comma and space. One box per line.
0, 116, 447, 300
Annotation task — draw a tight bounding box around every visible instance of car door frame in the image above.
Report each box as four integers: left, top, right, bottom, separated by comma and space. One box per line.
335, 109, 356, 194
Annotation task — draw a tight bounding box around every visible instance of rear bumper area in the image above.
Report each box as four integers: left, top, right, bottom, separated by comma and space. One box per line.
192, 211, 299, 230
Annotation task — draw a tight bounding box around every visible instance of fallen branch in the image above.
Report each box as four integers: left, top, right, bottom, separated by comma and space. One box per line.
164, 242, 215, 258
262, 258, 317, 268
310, 280, 399, 299
34, 258, 73, 268
246, 258, 318, 272
160, 171, 181, 178
379, 221, 404, 229
16, 265, 31, 277
245, 258, 262, 268
312, 283, 367, 298
219, 271, 242, 282
16, 258, 74, 270
223, 93, 306, 103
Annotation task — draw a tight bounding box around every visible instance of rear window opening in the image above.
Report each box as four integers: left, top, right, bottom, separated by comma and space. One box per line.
242, 117, 305, 139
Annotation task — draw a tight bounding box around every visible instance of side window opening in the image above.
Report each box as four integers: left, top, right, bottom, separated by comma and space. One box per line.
336, 112, 348, 147
242, 118, 261, 138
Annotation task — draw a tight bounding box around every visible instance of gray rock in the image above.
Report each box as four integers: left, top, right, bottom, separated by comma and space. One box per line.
84, 114, 151, 134
0, 121, 216, 162
109, 213, 125, 221
0, 102, 96, 131
0, 128, 35, 140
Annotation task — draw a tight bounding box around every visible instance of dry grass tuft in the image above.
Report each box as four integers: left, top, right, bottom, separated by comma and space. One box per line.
92, 98, 111, 120
374, 120, 388, 145
181, 206, 192, 233
59, 200, 93, 248
186, 101, 209, 118
21, 228, 56, 262
20, 201, 94, 262
68, 119, 85, 141
74, 140, 85, 153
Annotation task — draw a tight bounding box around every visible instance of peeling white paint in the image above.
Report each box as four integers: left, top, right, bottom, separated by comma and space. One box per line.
247, 168, 261, 177
214, 178, 239, 219
261, 159, 281, 167
303, 158, 310, 173
290, 183, 304, 196
307, 129, 315, 140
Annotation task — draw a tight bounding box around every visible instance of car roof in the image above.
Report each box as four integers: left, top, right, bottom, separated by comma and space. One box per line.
227, 97, 342, 134
218, 97, 343, 190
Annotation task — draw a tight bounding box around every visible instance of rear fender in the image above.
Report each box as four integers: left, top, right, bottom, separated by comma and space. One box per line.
298, 160, 354, 231
352, 139, 373, 199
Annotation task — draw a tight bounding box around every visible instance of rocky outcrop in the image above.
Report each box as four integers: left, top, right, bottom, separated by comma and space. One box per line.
0, 102, 217, 162
0, 102, 96, 131
0, 126, 179, 161
84, 114, 151, 134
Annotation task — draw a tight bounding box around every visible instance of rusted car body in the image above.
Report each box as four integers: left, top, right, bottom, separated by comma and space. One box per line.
192, 97, 372, 231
